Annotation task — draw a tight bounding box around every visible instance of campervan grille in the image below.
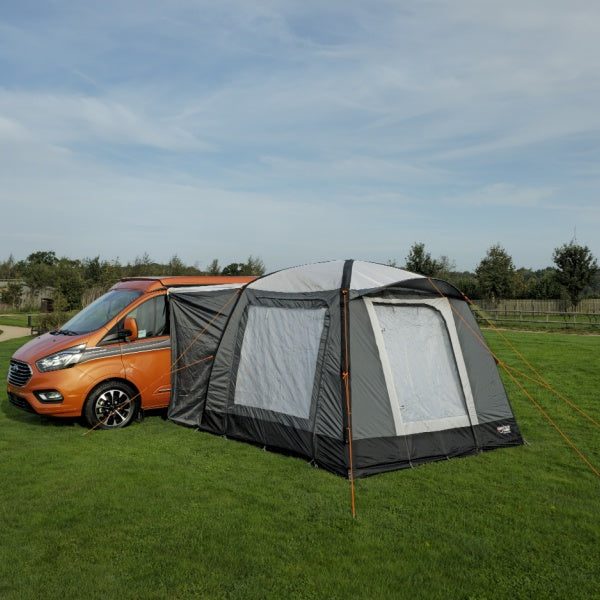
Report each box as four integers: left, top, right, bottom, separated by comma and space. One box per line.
8, 360, 33, 387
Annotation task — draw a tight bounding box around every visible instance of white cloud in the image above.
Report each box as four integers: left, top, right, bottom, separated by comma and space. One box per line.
0, 89, 209, 151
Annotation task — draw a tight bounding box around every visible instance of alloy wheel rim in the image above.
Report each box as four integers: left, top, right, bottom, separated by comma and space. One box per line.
94, 389, 133, 427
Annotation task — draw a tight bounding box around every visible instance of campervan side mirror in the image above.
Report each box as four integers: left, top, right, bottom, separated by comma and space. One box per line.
123, 317, 138, 342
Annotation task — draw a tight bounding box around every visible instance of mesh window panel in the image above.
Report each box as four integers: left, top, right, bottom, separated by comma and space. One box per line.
234, 306, 326, 419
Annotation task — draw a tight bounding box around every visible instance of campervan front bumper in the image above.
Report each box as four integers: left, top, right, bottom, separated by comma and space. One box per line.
6, 363, 90, 418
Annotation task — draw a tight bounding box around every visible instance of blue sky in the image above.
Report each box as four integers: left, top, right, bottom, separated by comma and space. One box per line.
1, 1, 599, 272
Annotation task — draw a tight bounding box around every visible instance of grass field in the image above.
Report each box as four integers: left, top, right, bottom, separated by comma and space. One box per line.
478, 314, 600, 334
0, 314, 30, 328
1, 331, 598, 599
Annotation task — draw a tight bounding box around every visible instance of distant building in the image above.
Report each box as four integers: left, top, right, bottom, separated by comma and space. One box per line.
0, 279, 55, 311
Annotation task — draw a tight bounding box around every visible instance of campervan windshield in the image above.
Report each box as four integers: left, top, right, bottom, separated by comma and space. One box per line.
57, 289, 142, 335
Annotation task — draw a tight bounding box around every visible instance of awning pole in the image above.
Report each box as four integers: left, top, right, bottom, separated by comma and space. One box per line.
342, 289, 356, 517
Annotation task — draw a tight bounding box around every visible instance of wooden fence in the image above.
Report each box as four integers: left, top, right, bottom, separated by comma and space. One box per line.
472, 299, 600, 330
474, 298, 600, 314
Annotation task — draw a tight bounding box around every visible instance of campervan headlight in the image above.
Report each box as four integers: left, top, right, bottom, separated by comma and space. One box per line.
36, 344, 86, 372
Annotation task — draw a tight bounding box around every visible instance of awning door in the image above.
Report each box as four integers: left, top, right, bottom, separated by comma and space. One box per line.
364, 298, 478, 436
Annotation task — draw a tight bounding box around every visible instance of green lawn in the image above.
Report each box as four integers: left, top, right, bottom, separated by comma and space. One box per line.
1, 331, 598, 600
0, 314, 31, 328
480, 317, 600, 334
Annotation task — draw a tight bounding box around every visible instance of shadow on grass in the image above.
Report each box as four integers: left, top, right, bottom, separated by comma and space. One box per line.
2, 400, 82, 427
138, 407, 169, 422
2, 400, 169, 429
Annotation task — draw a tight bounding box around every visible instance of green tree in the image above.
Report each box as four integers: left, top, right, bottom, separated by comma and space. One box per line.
55, 258, 85, 310
207, 259, 221, 275
525, 268, 561, 300
83, 256, 103, 286
552, 241, 598, 308
220, 256, 266, 276
404, 242, 439, 277
23, 262, 54, 299
589, 270, 600, 297
454, 273, 478, 299
1, 282, 23, 309
129, 252, 155, 276
475, 244, 515, 305
167, 254, 186, 275
221, 262, 245, 276
435, 255, 456, 281
26, 250, 57, 266
82, 256, 122, 289
513, 268, 530, 298
0, 254, 16, 279
19, 251, 55, 295
241, 255, 266, 276
81, 258, 122, 307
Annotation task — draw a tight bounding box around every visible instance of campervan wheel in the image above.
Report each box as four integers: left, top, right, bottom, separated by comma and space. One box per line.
84, 381, 139, 429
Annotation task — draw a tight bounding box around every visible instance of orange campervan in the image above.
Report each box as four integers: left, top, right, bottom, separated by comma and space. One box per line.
7, 276, 254, 428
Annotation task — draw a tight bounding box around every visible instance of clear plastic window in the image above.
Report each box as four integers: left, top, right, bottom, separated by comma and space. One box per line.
234, 306, 326, 419
374, 303, 467, 424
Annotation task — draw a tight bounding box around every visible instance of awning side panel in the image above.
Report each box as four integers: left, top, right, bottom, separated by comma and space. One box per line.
168, 288, 240, 427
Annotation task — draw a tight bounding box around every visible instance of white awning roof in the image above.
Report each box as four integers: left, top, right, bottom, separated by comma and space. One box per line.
248, 260, 423, 293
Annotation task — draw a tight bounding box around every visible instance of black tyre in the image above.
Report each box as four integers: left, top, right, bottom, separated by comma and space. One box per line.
84, 381, 139, 429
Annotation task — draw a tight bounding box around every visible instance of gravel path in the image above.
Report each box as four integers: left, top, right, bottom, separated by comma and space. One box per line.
0, 324, 31, 342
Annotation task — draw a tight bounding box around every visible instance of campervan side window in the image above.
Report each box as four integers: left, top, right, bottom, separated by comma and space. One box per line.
127, 295, 168, 339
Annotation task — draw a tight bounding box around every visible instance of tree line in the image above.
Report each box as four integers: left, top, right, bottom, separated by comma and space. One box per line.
0, 251, 265, 311
398, 240, 598, 309
0, 241, 598, 312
